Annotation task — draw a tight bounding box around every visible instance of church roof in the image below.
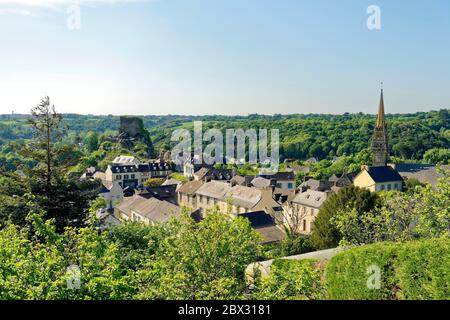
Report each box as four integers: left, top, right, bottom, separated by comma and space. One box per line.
365, 166, 403, 183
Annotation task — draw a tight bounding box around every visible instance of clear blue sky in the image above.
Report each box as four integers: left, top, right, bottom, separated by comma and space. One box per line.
0, 0, 449, 115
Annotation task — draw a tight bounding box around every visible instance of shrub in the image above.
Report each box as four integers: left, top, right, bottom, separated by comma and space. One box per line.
326, 238, 450, 300
254, 259, 325, 300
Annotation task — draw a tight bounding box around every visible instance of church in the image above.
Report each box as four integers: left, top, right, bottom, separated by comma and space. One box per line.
353, 86, 404, 192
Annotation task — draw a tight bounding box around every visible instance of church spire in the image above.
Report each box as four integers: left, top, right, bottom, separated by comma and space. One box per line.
371, 83, 389, 167
375, 83, 385, 129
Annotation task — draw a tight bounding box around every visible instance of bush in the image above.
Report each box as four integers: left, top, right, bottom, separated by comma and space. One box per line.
326, 238, 450, 300
254, 259, 325, 300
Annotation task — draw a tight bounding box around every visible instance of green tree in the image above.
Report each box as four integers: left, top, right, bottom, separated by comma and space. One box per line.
136, 210, 262, 299
310, 185, 379, 249
332, 170, 450, 245
423, 148, 450, 165
17, 97, 100, 231
83, 131, 99, 153
143, 177, 165, 187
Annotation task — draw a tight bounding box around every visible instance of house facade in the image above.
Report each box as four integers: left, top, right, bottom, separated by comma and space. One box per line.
353, 165, 403, 192
282, 189, 330, 234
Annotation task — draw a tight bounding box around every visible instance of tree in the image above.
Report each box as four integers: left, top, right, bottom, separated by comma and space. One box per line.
143, 177, 164, 187
136, 210, 262, 299
310, 185, 379, 249
0, 212, 134, 300
83, 131, 99, 153
0, 168, 30, 226
332, 169, 450, 245
17, 97, 100, 231
423, 148, 450, 165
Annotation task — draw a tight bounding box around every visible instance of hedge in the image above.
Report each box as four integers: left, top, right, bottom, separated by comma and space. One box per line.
255, 259, 325, 300
325, 238, 450, 300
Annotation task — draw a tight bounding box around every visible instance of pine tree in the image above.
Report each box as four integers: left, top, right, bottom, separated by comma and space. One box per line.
18, 97, 99, 231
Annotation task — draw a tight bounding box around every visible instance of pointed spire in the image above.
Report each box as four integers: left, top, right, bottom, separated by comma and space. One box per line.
375, 82, 385, 128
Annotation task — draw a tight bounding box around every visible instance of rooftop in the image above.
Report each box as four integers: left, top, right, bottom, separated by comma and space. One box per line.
364, 166, 403, 183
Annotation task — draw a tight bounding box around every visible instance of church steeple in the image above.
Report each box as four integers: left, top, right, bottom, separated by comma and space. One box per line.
371, 83, 389, 166
376, 84, 385, 129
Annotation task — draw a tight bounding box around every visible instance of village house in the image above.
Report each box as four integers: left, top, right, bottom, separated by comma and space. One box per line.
282, 189, 330, 234
177, 180, 204, 210
104, 155, 172, 189
353, 165, 403, 192
99, 180, 123, 209
114, 194, 181, 225
178, 180, 282, 218
259, 172, 296, 190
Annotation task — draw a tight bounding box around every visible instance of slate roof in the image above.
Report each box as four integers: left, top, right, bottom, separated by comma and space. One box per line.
115, 195, 147, 217
365, 166, 403, 183
251, 177, 271, 188
113, 155, 139, 165
230, 175, 246, 186
395, 164, 449, 187
196, 181, 232, 199
273, 188, 294, 204
111, 165, 138, 174
143, 184, 177, 201
132, 197, 182, 223
177, 180, 204, 195
196, 181, 263, 209
238, 211, 285, 244
194, 167, 234, 181
255, 225, 285, 244
300, 179, 331, 191
138, 162, 171, 172
292, 189, 329, 209
260, 172, 295, 181
229, 185, 262, 208
238, 211, 274, 228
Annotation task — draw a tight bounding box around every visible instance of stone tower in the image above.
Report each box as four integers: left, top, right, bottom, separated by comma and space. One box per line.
371, 86, 389, 166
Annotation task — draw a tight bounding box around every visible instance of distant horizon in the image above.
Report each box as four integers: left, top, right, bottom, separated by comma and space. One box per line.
1, 108, 447, 118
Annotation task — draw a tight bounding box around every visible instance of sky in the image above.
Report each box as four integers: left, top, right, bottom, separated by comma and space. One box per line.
0, 0, 449, 116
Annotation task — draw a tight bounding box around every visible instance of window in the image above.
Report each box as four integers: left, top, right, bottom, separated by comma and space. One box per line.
303, 219, 307, 231
387, 184, 392, 191
287, 183, 293, 189
131, 174, 135, 179
393, 183, 398, 190
116, 175, 121, 180
124, 174, 129, 180
380, 185, 385, 191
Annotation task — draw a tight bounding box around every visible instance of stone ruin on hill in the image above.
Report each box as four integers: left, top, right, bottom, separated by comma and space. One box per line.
106, 116, 155, 157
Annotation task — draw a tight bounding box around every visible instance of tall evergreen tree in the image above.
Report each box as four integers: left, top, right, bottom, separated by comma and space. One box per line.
17, 97, 99, 231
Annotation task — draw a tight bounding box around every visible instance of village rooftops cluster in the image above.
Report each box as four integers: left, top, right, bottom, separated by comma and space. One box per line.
89, 87, 445, 246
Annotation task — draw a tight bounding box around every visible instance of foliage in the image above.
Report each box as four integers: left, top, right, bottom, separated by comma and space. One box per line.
169, 172, 189, 183
333, 170, 450, 245
423, 148, 450, 165
143, 178, 165, 188
0, 212, 135, 300
310, 185, 379, 249
326, 238, 450, 300
135, 211, 262, 299
2, 110, 448, 171
12, 97, 101, 231
254, 259, 325, 300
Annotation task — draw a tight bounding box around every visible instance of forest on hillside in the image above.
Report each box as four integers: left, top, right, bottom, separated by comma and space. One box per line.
1, 109, 449, 174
